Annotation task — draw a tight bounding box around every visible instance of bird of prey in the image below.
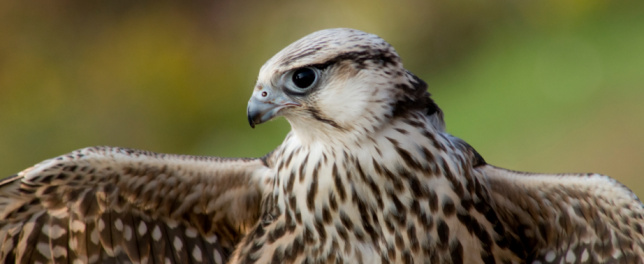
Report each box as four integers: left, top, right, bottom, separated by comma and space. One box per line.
1, 28, 643, 264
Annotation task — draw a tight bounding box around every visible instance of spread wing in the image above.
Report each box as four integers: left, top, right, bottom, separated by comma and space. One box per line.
0, 146, 274, 264
480, 165, 644, 263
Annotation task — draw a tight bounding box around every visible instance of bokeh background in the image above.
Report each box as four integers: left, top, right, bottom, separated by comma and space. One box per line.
1, 0, 642, 197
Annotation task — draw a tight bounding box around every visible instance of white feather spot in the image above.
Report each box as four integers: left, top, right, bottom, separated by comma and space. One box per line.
580, 249, 589, 262
73, 259, 85, 264
53, 245, 67, 258
42, 224, 66, 239
114, 218, 123, 231
545, 251, 556, 262
50, 208, 69, 219
166, 219, 178, 228
205, 235, 218, 243
36, 242, 51, 257
90, 228, 100, 244
124, 225, 132, 241
98, 218, 105, 231
138, 221, 148, 236
173, 236, 183, 251
88, 254, 99, 263
565, 250, 576, 263
165, 257, 172, 264
185, 228, 197, 238
69, 237, 78, 249
71, 220, 85, 232
214, 250, 223, 264
152, 225, 162, 241
192, 246, 203, 262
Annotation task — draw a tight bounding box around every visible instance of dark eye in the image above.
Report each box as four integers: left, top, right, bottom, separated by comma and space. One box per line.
292, 68, 317, 89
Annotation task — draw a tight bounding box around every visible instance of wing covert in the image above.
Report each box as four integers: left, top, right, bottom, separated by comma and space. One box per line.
0, 146, 273, 264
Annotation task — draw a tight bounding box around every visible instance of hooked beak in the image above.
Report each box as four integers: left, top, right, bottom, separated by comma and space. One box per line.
247, 85, 300, 128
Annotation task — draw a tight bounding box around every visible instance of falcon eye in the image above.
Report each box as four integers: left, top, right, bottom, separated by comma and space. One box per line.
292, 68, 317, 89
283, 67, 320, 95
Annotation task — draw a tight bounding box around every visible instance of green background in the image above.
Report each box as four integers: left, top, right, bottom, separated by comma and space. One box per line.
1, 0, 642, 197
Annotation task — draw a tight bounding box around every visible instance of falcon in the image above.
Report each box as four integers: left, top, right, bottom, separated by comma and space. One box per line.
1, 28, 642, 264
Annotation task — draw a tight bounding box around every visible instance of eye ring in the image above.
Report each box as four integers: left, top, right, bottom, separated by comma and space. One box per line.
291, 67, 318, 89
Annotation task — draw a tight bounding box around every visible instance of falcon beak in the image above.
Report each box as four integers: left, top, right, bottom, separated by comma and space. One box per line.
247, 85, 300, 128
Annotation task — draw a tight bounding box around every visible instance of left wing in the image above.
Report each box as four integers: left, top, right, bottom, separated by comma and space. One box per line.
480, 165, 644, 263
0, 146, 274, 264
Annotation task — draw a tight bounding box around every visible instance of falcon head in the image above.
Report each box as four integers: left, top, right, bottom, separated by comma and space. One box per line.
247, 28, 442, 142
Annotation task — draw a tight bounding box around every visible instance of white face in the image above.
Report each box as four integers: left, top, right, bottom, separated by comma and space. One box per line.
247, 28, 436, 143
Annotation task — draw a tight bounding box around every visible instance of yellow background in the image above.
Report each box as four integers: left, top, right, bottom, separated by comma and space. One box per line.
1, 0, 642, 197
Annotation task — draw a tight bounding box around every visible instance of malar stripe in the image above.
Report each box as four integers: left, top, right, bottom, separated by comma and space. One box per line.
307, 108, 343, 130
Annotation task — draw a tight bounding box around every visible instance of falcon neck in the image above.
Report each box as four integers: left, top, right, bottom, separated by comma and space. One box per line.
270, 113, 482, 229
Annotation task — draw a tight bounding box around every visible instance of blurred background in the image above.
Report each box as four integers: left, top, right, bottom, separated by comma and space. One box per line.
1, 0, 642, 196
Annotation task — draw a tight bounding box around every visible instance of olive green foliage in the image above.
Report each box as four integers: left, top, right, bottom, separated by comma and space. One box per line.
0, 0, 642, 196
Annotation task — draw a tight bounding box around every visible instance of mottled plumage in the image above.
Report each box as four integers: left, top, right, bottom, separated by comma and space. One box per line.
1, 28, 643, 264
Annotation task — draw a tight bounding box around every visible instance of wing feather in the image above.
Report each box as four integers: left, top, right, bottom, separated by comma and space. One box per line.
480, 165, 644, 263
0, 146, 273, 264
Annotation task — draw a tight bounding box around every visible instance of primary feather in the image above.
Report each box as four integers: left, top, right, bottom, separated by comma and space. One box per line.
1, 28, 642, 264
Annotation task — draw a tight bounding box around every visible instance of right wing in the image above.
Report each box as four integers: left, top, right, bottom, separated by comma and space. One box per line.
0, 146, 274, 264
